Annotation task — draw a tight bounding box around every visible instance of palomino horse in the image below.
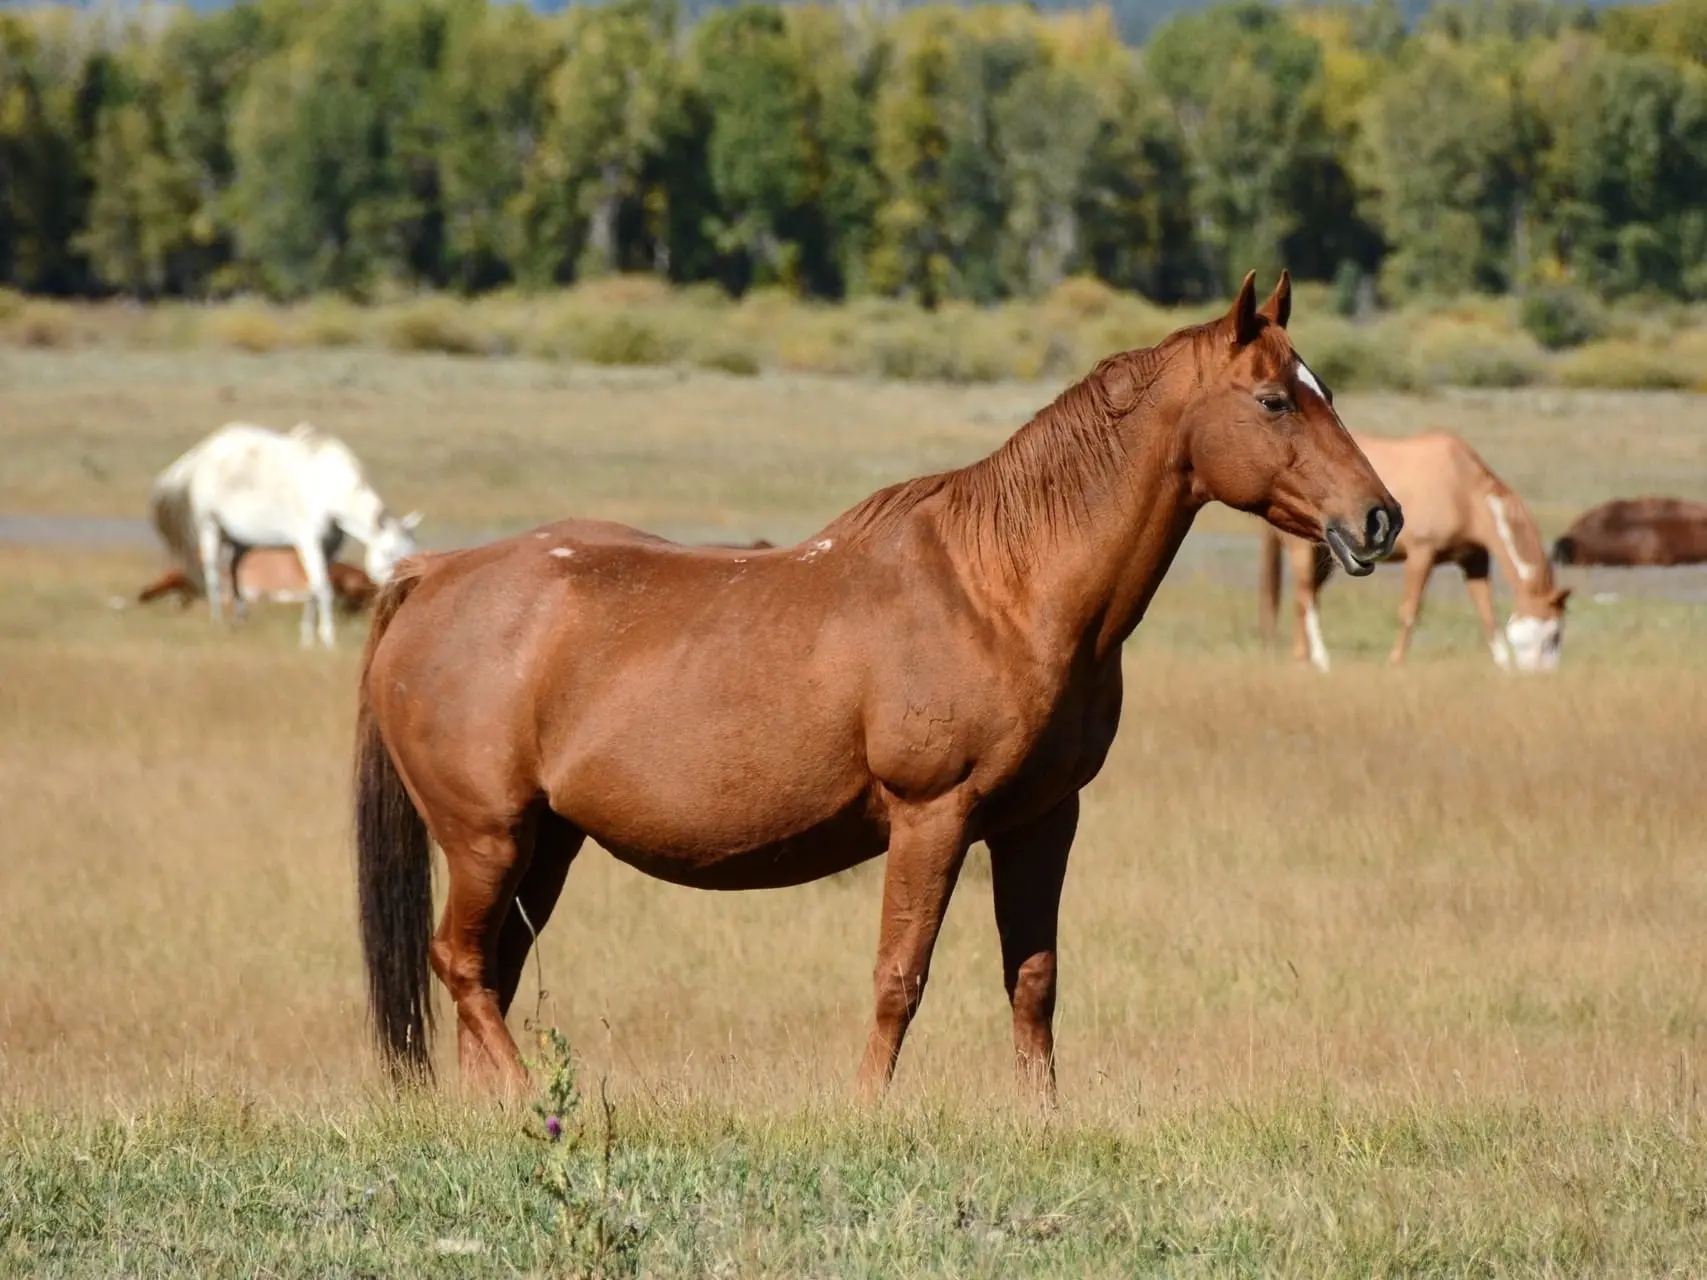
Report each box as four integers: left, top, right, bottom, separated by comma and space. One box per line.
354, 272, 1402, 1099
1552, 497, 1707, 567
134, 549, 378, 616
1258, 431, 1570, 672
151, 422, 419, 649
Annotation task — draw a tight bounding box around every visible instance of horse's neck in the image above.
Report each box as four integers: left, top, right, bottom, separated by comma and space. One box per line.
1478, 487, 1554, 606
971, 426, 1197, 665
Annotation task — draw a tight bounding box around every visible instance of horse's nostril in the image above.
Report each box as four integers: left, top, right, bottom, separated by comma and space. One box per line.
1366, 506, 1389, 550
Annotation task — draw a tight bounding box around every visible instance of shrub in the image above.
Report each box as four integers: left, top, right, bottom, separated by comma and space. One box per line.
691, 336, 762, 376
1552, 340, 1695, 390
1289, 317, 1415, 391
569, 314, 684, 366
1411, 324, 1541, 388
382, 298, 485, 355
207, 306, 285, 354
1520, 284, 1609, 351
295, 298, 365, 348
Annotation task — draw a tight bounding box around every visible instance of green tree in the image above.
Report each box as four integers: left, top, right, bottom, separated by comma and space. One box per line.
529, 0, 683, 282
434, 1, 562, 291
690, 5, 814, 289
226, 0, 449, 298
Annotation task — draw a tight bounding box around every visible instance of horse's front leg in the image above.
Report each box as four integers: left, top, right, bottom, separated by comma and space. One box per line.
855, 797, 970, 1099
986, 793, 1077, 1104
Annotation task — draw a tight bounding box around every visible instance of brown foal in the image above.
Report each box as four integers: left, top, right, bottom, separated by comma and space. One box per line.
354, 272, 1401, 1100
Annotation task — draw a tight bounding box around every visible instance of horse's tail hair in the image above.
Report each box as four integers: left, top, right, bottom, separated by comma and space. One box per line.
1257, 524, 1284, 644
354, 558, 435, 1084
1551, 535, 1576, 566
149, 460, 205, 592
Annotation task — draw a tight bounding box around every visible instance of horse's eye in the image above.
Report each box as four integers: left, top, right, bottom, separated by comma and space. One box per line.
1259, 395, 1291, 414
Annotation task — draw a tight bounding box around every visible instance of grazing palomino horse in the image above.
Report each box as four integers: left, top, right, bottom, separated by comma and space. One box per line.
1258, 431, 1570, 672
151, 422, 420, 648
1552, 497, 1707, 567
354, 272, 1402, 1099
134, 549, 378, 616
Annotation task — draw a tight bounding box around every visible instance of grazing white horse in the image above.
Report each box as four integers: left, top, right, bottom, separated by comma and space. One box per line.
150, 422, 420, 648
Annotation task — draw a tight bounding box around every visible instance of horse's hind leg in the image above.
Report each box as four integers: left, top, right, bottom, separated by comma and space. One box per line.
430, 811, 542, 1095
494, 811, 586, 1025
987, 794, 1077, 1103
196, 519, 226, 626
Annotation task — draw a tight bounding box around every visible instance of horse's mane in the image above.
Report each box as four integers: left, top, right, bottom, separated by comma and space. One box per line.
828, 320, 1223, 574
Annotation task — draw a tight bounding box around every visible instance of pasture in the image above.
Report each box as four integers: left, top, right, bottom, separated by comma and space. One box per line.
5, 348, 1707, 1274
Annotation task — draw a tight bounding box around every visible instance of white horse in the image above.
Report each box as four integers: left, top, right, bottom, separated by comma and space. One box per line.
150, 422, 420, 648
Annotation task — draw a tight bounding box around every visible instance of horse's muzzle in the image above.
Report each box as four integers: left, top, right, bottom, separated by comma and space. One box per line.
1325, 503, 1402, 577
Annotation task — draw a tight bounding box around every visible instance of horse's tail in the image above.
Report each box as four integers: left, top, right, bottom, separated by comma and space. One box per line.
1257, 524, 1284, 644
354, 559, 435, 1083
149, 450, 207, 591
1551, 535, 1576, 566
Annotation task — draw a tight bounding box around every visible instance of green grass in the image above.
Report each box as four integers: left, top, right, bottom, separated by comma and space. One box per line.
7, 1092, 1706, 1276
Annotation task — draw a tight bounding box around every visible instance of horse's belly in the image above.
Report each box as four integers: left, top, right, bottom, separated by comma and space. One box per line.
595, 803, 886, 890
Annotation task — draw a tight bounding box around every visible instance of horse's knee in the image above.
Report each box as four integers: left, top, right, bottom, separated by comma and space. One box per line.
872, 964, 929, 1025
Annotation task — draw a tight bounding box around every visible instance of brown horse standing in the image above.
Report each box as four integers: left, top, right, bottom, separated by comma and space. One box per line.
353, 273, 1401, 1100
1259, 431, 1570, 672
1552, 497, 1707, 567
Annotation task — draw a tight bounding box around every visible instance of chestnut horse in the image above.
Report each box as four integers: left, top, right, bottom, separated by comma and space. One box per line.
1552, 497, 1707, 567
354, 272, 1401, 1100
1259, 431, 1569, 672
135, 549, 378, 616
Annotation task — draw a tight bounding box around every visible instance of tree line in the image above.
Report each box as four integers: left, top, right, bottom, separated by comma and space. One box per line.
3, 0, 1706, 308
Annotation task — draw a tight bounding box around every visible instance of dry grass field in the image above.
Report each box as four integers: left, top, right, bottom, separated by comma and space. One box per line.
4, 348, 1707, 1274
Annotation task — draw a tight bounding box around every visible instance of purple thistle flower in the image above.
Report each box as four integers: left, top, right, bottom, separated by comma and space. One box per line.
545, 1115, 563, 1141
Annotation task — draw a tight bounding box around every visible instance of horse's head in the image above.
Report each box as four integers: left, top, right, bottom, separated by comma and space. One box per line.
1503, 586, 1570, 673
364, 509, 421, 584
1180, 271, 1401, 576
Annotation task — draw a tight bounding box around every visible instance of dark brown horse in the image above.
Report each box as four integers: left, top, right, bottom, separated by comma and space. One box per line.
353, 272, 1401, 1100
1552, 497, 1707, 568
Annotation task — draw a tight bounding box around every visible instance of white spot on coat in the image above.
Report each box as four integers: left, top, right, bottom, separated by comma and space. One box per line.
798, 538, 834, 561
549, 547, 575, 559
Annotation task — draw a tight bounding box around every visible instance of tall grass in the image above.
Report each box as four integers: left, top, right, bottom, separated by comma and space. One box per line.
4, 279, 1706, 390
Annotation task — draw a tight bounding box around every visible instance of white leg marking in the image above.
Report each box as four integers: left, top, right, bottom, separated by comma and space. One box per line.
1490, 634, 1514, 669
1305, 602, 1331, 674
1485, 495, 1536, 582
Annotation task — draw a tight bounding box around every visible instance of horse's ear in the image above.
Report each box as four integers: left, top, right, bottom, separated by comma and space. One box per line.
1225, 270, 1261, 347
1258, 269, 1292, 329
401, 510, 422, 531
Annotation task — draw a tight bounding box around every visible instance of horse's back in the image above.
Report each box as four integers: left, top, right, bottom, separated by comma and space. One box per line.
1563, 497, 1707, 565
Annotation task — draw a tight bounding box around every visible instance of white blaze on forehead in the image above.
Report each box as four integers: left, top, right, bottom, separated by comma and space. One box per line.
1304, 602, 1331, 674
1294, 358, 1328, 402
1485, 495, 1536, 582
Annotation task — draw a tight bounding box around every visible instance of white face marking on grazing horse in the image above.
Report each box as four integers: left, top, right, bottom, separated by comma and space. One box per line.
1504, 614, 1561, 673
1304, 601, 1331, 673
150, 422, 415, 649
1485, 494, 1536, 582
